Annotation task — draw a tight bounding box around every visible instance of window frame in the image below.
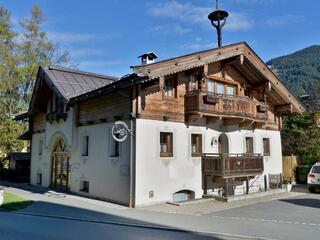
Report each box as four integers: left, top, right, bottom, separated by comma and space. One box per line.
191, 134, 202, 157
82, 135, 89, 157
80, 181, 89, 193
208, 80, 215, 93
38, 139, 43, 156
160, 132, 173, 158
263, 138, 270, 156
245, 136, 254, 154
110, 133, 120, 158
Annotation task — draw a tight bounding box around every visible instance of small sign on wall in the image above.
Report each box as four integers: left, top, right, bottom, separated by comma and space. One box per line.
120, 164, 129, 176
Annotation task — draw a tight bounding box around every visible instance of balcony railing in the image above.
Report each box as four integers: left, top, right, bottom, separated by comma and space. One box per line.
202, 153, 264, 178
185, 90, 268, 121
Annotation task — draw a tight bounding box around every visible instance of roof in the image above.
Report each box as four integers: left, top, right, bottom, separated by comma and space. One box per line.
131, 42, 305, 114
138, 52, 158, 59
8, 152, 31, 161
42, 66, 119, 101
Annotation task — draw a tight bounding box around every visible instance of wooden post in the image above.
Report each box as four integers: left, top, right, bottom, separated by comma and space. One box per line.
159, 76, 165, 100
202, 157, 207, 195
224, 178, 229, 198
221, 154, 226, 176
246, 176, 249, 195
264, 174, 267, 191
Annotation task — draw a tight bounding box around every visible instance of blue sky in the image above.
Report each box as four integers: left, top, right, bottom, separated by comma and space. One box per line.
1, 0, 320, 77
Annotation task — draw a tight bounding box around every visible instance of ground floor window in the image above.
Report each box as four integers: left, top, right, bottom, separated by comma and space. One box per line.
245, 137, 254, 154
263, 138, 270, 156
172, 190, 195, 203
191, 134, 202, 157
37, 173, 42, 185
80, 181, 89, 193
160, 132, 173, 157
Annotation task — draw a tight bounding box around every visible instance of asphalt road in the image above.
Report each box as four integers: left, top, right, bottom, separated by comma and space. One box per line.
205, 192, 320, 239
0, 211, 219, 240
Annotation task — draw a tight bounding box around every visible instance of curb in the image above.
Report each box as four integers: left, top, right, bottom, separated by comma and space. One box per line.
0, 210, 274, 240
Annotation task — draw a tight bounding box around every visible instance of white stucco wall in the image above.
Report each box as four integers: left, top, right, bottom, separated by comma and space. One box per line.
134, 119, 283, 206
30, 108, 131, 205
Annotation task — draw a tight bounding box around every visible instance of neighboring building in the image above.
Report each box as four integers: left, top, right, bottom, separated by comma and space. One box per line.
17, 42, 304, 206
8, 152, 31, 182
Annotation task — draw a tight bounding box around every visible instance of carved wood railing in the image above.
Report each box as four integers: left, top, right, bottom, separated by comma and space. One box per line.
185, 90, 268, 121
202, 153, 264, 177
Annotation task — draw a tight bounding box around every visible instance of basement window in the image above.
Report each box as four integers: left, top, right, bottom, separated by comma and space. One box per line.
37, 173, 42, 185
160, 132, 173, 157
80, 181, 89, 193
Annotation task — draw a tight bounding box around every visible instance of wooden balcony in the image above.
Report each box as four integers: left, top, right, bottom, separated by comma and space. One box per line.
202, 153, 264, 196
202, 153, 264, 178
185, 90, 268, 122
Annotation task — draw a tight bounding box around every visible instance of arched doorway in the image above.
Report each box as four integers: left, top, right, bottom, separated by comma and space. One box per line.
51, 138, 70, 192
218, 133, 229, 154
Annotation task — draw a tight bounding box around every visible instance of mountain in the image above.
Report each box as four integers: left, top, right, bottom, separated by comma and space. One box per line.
267, 45, 320, 97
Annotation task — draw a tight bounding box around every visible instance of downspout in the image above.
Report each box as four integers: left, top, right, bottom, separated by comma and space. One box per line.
129, 84, 137, 208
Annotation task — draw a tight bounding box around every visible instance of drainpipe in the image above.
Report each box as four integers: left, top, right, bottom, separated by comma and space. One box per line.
129, 118, 136, 208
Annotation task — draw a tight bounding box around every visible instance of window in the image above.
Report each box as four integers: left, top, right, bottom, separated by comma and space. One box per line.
164, 78, 174, 97
37, 173, 42, 185
263, 138, 270, 156
110, 133, 120, 157
191, 134, 202, 157
188, 75, 198, 91
208, 80, 215, 93
80, 181, 89, 193
227, 85, 235, 95
245, 137, 254, 154
38, 140, 43, 156
217, 83, 224, 94
82, 135, 89, 156
160, 132, 173, 157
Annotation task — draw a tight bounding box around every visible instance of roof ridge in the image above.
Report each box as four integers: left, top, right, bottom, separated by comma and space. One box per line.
131, 42, 246, 68
48, 66, 119, 81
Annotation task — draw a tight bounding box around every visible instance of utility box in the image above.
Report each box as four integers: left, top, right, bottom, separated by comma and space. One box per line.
0, 186, 4, 206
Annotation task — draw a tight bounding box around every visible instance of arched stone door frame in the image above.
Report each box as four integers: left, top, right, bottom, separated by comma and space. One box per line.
218, 133, 229, 154
50, 137, 71, 192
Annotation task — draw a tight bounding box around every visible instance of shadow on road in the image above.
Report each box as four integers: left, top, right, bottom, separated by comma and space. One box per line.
0, 181, 221, 240
280, 198, 320, 209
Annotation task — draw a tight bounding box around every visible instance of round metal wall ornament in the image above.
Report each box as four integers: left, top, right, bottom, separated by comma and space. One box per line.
112, 121, 133, 142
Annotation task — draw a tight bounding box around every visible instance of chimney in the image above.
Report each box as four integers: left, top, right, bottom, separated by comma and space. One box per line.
138, 52, 158, 65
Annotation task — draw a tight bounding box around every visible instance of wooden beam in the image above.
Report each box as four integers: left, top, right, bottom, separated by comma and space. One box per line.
275, 103, 293, 114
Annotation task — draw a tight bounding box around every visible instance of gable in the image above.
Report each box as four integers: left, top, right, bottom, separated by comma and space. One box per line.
131, 42, 304, 114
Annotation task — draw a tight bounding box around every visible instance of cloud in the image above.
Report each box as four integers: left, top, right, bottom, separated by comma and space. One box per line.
69, 48, 109, 58
152, 24, 192, 35
47, 31, 121, 45
148, 1, 254, 31
226, 12, 255, 31
148, 1, 210, 24
180, 38, 215, 50
78, 60, 122, 68
266, 14, 304, 27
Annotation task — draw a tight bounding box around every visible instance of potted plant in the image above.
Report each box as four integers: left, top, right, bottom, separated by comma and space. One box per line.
283, 179, 292, 192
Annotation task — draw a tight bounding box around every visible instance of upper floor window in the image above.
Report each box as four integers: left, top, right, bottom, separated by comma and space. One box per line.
191, 134, 202, 157
188, 75, 199, 91
82, 135, 89, 156
227, 85, 235, 95
160, 132, 173, 157
208, 80, 215, 93
164, 78, 174, 97
217, 83, 224, 94
245, 137, 254, 154
263, 138, 270, 156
